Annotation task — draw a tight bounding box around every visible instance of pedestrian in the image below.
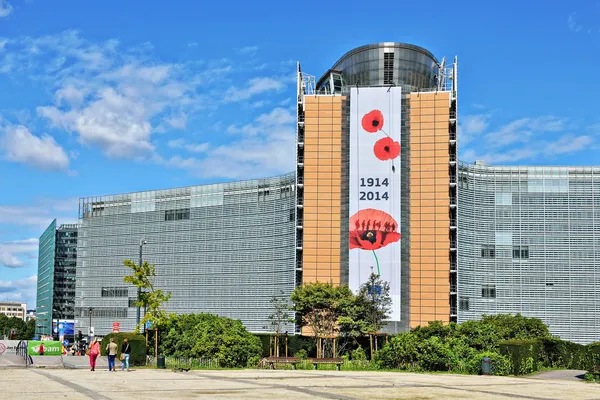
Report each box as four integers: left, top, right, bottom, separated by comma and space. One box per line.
120, 338, 131, 371
88, 338, 100, 371
38, 342, 44, 356
106, 337, 118, 372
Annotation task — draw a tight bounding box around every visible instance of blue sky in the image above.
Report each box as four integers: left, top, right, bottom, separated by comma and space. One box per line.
0, 0, 599, 308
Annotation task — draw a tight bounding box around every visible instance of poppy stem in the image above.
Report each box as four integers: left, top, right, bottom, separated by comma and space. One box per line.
372, 250, 380, 276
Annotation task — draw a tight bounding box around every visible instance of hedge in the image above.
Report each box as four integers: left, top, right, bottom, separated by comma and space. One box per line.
499, 339, 542, 375
540, 338, 587, 370
100, 332, 146, 366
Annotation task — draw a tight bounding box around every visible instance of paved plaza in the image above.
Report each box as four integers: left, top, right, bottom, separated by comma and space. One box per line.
1, 368, 599, 400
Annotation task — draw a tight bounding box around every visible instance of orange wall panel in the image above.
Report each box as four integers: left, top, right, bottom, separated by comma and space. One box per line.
409, 91, 452, 328
301, 96, 346, 285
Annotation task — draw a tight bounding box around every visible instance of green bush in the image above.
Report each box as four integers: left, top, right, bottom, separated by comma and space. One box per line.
585, 343, 600, 370
352, 346, 367, 361
160, 313, 261, 368
100, 332, 146, 366
468, 351, 511, 376
541, 338, 587, 370
416, 336, 451, 371
499, 339, 542, 375
375, 332, 418, 370
295, 349, 308, 359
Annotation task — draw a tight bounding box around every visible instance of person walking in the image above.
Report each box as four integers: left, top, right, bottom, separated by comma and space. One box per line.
88, 338, 100, 371
106, 337, 118, 372
120, 338, 131, 371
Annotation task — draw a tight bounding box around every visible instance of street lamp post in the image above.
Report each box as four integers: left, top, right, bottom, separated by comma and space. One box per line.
136, 239, 147, 328
88, 307, 93, 334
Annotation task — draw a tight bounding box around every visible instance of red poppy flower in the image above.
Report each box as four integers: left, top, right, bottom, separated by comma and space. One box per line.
349, 208, 401, 251
373, 137, 400, 161
361, 110, 384, 133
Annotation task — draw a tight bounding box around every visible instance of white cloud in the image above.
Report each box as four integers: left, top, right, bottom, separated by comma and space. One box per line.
484, 116, 566, 148
0, 124, 69, 171
0, 199, 78, 227
236, 46, 258, 55
187, 41, 199, 48
0, 238, 38, 269
224, 77, 287, 103
460, 113, 594, 164
167, 107, 295, 179
0, 276, 37, 309
568, 12, 582, 33
0, 31, 226, 160
167, 138, 209, 153
0, 0, 13, 18
459, 114, 490, 144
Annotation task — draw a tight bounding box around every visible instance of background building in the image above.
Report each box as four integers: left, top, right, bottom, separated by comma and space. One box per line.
458, 162, 600, 344
75, 173, 297, 336
36, 220, 78, 336
0, 302, 26, 320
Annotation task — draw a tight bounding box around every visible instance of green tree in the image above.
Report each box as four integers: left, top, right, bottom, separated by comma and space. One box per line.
359, 273, 392, 333
0, 314, 30, 339
160, 313, 261, 368
375, 332, 419, 370
290, 282, 354, 339
123, 259, 172, 333
265, 291, 293, 335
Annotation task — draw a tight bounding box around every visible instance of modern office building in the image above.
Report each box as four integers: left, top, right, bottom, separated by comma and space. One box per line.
74, 42, 599, 344
0, 302, 27, 320
74, 174, 297, 335
457, 162, 600, 344
296, 43, 458, 333
36, 220, 78, 336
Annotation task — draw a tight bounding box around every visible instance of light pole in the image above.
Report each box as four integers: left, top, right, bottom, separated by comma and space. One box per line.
88, 307, 93, 333
136, 239, 147, 327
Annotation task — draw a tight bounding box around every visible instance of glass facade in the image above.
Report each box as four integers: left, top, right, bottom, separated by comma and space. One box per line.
36, 219, 56, 336
75, 173, 297, 335
36, 220, 78, 337
330, 42, 439, 91
457, 163, 600, 344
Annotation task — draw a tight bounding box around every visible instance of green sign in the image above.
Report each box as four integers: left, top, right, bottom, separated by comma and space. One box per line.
27, 341, 63, 356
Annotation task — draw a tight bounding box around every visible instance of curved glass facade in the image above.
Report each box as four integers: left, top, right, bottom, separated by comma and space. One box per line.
75, 173, 297, 335
458, 163, 600, 344
331, 42, 439, 91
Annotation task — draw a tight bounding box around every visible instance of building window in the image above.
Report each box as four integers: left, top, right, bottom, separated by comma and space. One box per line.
513, 245, 530, 259
481, 244, 496, 258
164, 208, 190, 221
459, 297, 469, 311
128, 297, 139, 307
482, 285, 496, 299
289, 210, 295, 222
383, 52, 394, 85
101, 287, 129, 297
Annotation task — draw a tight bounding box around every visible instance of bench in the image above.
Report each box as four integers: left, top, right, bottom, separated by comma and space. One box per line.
264, 357, 301, 370
309, 357, 344, 371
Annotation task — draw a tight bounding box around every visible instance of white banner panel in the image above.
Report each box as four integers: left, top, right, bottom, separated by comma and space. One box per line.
349, 87, 402, 322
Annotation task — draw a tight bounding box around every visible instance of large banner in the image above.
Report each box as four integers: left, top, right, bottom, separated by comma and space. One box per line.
349, 87, 402, 322
27, 340, 63, 356
0, 340, 22, 356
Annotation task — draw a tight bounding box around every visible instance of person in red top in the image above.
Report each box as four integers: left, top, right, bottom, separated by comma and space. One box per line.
39, 343, 44, 356
88, 338, 100, 371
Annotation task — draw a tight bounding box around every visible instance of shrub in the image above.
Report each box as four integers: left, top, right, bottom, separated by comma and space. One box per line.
375, 332, 418, 370
100, 332, 146, 366
541, 338, 587, 370
499, 339, 542, 375
586, 343, 600, 370
447, 337, 478, 373
160, 313, 261, 368
416, 336, 451, 371
295, 349, 308, 359
468, 351, 511, 376
352, 346, 367, 361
